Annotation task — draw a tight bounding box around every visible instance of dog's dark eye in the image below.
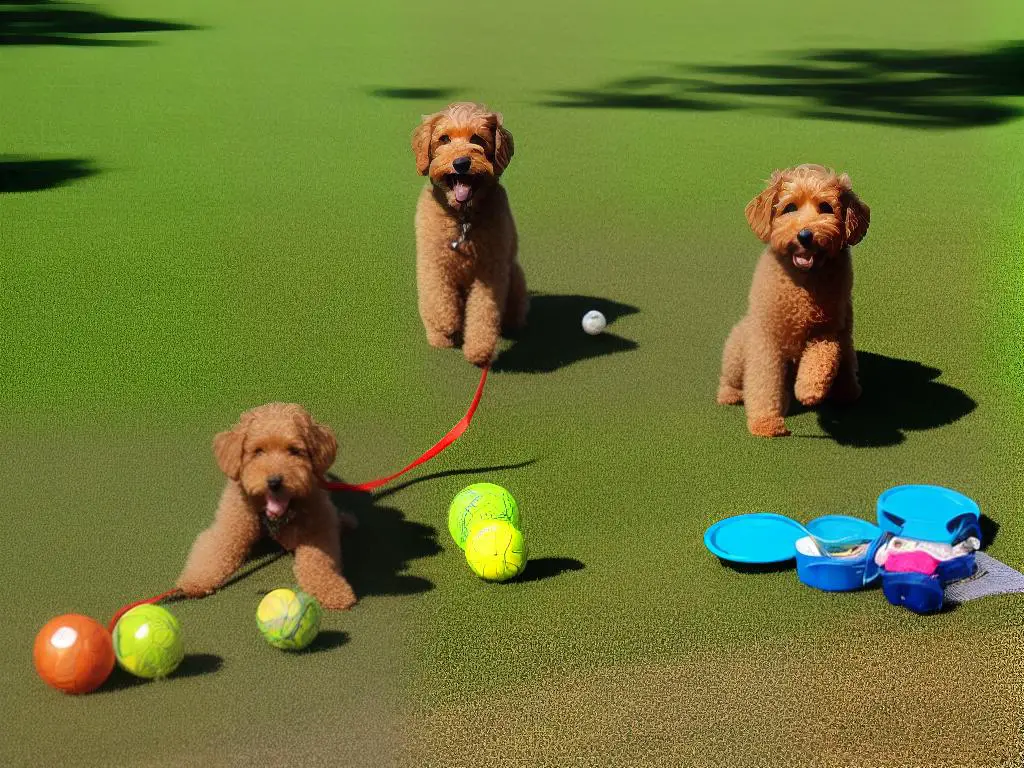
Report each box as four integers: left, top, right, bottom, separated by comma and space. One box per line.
818, 202, 834, 214
252, 448, 264, 456
437, 134, 450, 144
469, 134, 486, 147
780, 203, 798, 214
288, 446, 303, 457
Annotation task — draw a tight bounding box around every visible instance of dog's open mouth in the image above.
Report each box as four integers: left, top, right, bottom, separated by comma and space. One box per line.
265, 492, 292, 520
446, 174, 475, 205
793, 251, 815, 270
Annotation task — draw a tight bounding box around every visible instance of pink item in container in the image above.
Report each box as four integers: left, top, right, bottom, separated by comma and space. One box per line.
885, 549, 940, 575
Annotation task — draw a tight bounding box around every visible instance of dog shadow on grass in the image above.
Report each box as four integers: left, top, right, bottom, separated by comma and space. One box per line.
800, 351, 976, 447
0, 157, 97, 193
494, 293, 639, 374
0, 1, 198, 46
329, 480, 442, 598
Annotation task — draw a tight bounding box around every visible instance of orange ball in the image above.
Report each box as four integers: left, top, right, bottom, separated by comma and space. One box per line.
33, 614, 115, 694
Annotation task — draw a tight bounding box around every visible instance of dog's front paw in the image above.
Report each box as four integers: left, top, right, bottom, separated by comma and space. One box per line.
426, 329, 457, 349
748, 416, 791, 438
176, 579, 215, 598
317, 583, 357, 611
717, 385, 743, 405
795, 380, 829, 407
463, 343, 495, 368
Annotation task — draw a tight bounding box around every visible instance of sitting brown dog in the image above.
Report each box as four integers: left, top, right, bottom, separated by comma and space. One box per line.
177, 403, 357, 609
411, 102, 528, 366
718, 164, 870, 437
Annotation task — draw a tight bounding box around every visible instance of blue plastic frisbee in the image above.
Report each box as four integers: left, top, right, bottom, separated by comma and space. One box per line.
703, 513, 806, 564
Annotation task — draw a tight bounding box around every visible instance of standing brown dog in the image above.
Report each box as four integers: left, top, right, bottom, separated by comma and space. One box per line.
412, 102, 528, 367
718, 164, 870, 437
176, 403, 357, 609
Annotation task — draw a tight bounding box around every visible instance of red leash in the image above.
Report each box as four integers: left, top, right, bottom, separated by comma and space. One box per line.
108, 588, 181, 632
321, 365, 490, 493
108, 366, 491, 627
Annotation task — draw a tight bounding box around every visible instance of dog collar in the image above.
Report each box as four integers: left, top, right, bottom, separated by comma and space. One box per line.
262, 506, 297, 538
450, 218, 472, 252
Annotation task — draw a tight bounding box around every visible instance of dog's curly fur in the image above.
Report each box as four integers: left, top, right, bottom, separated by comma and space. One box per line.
718, 164, 871, 437
412, 102, 528, 367
176, 403, 357, 609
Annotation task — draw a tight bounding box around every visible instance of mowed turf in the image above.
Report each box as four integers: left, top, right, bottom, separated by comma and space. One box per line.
2, 1, 1023, 766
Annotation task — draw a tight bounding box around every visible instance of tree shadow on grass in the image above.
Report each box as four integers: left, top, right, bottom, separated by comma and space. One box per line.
540, 89, 733, 111
330, 480, 441, 598
368, 87, 459, 101
542, 41, 1024, 129
0, 157, 96, 193
494, 293, 639, 374
806, 351, 976, 447
0, 0, 197, 46
100, 653, 223, 692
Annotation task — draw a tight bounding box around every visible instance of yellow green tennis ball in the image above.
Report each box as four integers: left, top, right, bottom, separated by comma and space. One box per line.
465, 520, 528, 582
448, 483, 520, 549
256, 588, 321, 650
112, 604, 184, 679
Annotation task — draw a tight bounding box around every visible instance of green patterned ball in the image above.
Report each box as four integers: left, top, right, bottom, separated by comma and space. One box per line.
112, 605, 184, 679
256, 588, 321, 651
447, 483, 520, 549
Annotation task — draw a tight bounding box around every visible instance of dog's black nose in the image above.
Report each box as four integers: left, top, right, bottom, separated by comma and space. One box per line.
797, 229, 814, 247
267, 475, 283, 492
452, 156, 472, 174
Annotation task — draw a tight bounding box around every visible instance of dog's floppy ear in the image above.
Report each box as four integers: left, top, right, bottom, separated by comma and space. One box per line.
304, 419, 338, 477
745, 172, 780, 243
839, 174, 870, 246
412, 113, 440, 176
490, 112, 514, 176
213, 422, 246, 481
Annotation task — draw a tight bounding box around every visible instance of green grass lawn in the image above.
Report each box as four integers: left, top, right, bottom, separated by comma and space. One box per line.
2, 1, 1023, 766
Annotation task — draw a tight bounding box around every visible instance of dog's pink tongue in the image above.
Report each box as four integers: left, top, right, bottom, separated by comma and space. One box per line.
266, 496, 288, 519
454, 182, 471, 203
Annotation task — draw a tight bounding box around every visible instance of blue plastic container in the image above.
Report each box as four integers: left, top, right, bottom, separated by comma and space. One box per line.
882, 572, 945, 613
876, 485, 980, 545
937, 552, 977, 582
880, 552, 978, 614
795, 529, 885, 592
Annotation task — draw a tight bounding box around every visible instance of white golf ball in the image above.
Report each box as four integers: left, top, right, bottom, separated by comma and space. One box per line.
582, 310, 607, 335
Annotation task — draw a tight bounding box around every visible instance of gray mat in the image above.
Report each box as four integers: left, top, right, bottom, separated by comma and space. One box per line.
945, 552, 1024, 604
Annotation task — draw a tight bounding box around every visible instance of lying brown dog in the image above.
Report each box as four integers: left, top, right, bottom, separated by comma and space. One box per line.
177, 403, 357, 609
718, 164, 870, 437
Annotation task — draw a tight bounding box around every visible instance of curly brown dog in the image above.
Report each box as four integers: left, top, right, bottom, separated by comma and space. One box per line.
718, 164, 871, 437
177, 403, 357, 609
411, 102, 528, 367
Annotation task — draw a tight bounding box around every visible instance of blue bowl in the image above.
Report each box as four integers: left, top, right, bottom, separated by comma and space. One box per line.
795, 536, 875, 592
